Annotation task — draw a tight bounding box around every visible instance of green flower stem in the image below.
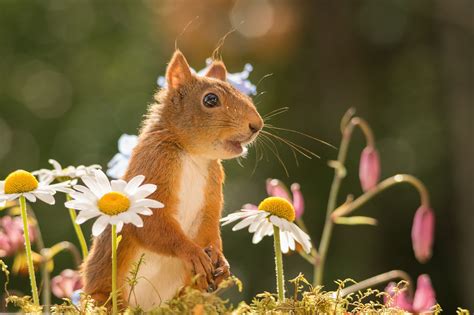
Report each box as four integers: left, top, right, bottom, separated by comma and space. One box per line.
19, 196, 39, 306
66, 194, 89, 259
339, 270, 413, 297
27, 207, 50, 309
111, 224, 118, 314
42, 241, 82, 268
273, 225, 285, 301
315, 114, 373, 286
331, 174, 430, 219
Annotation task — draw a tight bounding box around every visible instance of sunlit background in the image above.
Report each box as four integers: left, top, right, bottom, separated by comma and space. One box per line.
0, 0, 472, 311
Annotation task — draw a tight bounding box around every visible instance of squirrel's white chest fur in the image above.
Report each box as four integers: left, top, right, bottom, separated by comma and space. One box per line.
176, 155, 209, 236
128, 154, 209, 310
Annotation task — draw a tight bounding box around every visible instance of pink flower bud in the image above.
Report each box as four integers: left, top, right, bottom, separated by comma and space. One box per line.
51, 269, 83, 299
411, 205, 435, 263
242, 203, 258, 210
266, 179, 291, 201
412, 274, 436, 312
384, 282, 413, 311
359, 146, 381, 192
384, 274, 436, 313
291, 183, 304, 219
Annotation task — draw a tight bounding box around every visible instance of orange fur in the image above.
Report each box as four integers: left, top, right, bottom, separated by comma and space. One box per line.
83, 50, 263, 309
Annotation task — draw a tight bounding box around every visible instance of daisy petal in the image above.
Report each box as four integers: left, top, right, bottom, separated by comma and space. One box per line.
126, 212, 144, 228
81, 176, 102, 198
280, 230, 289, 253
252, 220, 272, 244
111, 180, 127, 192
34, 193, 55, 205
116, 221, 124, 233
94, 170, 112, 194
125, 175, 145, 195
92, 216, 110, 236
249, 213, 266, 233
131, 199, 164, 209
76, 210, 101, 224
24, 193, 37, 203
132, 207, 153, 216
132, 184, 157, 199
232, 214, 261, 231
65, 201, 96, 211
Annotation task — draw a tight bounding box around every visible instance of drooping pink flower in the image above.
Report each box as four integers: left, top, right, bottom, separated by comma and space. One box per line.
0, 216, 36, 257
385, 274, 437, 313
51, 269, 83, 299
250, 179, 305, 220
411, 205, 435, 263
266, 179, 291, 201
291, 183, 304, 219
384, 282, 413, 311
359, 146, 381, 192
412, 275, 437, 312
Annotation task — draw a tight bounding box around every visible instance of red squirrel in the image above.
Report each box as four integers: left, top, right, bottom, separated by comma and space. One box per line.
82, 50, 263, 310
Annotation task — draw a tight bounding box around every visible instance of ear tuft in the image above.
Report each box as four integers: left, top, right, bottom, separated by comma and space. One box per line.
205, 61, 227, 81
166, 50, 192, 89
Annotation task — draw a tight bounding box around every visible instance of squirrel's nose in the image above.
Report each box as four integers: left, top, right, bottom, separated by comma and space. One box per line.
249, 122, 263, 134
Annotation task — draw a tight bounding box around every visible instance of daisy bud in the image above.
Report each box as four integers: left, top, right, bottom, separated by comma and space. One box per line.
290, 183, 304, 219
359, 146, 381, 192
266, 179, 291, 201
51, 269, 83, 299
411, 205, 435, 263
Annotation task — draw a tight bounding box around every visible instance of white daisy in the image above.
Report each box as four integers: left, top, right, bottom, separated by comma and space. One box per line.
65, 169, 163, 236
33, 159, 101, 182
221, 197, 312, 254
0, 170, 73, 205
106, 134, 138, 179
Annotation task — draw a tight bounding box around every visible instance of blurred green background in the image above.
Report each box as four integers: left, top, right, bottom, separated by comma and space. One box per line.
0, 0, 472, 311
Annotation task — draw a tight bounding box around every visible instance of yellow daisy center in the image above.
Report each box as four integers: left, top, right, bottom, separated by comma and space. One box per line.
98, 192, 130, 215
258, 196, 295, 222
4, 170, 39, 194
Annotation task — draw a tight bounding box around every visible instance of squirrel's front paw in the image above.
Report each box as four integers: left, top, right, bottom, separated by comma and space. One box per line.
204, 245, 231, 288
181, 245, 214, 291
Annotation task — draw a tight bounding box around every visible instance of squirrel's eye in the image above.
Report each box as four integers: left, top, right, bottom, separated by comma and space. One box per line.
203, 93, 219, 108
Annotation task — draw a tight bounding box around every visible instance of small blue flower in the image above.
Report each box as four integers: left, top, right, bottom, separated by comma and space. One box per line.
106, 134, 138, 179
157, 59, 257, 96
71, 289, 82, 306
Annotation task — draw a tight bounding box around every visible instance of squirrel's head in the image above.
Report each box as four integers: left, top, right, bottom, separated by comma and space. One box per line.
149, 50, 263, 160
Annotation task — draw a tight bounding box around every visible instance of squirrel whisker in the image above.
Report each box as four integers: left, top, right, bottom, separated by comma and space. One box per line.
261, 130, 320, 159
264, 124, 336, 149
259, 133, 290, 177
262, 106, 290, 121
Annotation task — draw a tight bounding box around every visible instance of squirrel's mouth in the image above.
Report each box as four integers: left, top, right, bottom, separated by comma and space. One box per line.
224, 140, 245, 155
224, 134, 256, 156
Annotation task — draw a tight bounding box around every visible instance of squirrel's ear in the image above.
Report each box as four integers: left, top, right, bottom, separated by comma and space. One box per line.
166, 50, 193, 89
205, 61, 227, 81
